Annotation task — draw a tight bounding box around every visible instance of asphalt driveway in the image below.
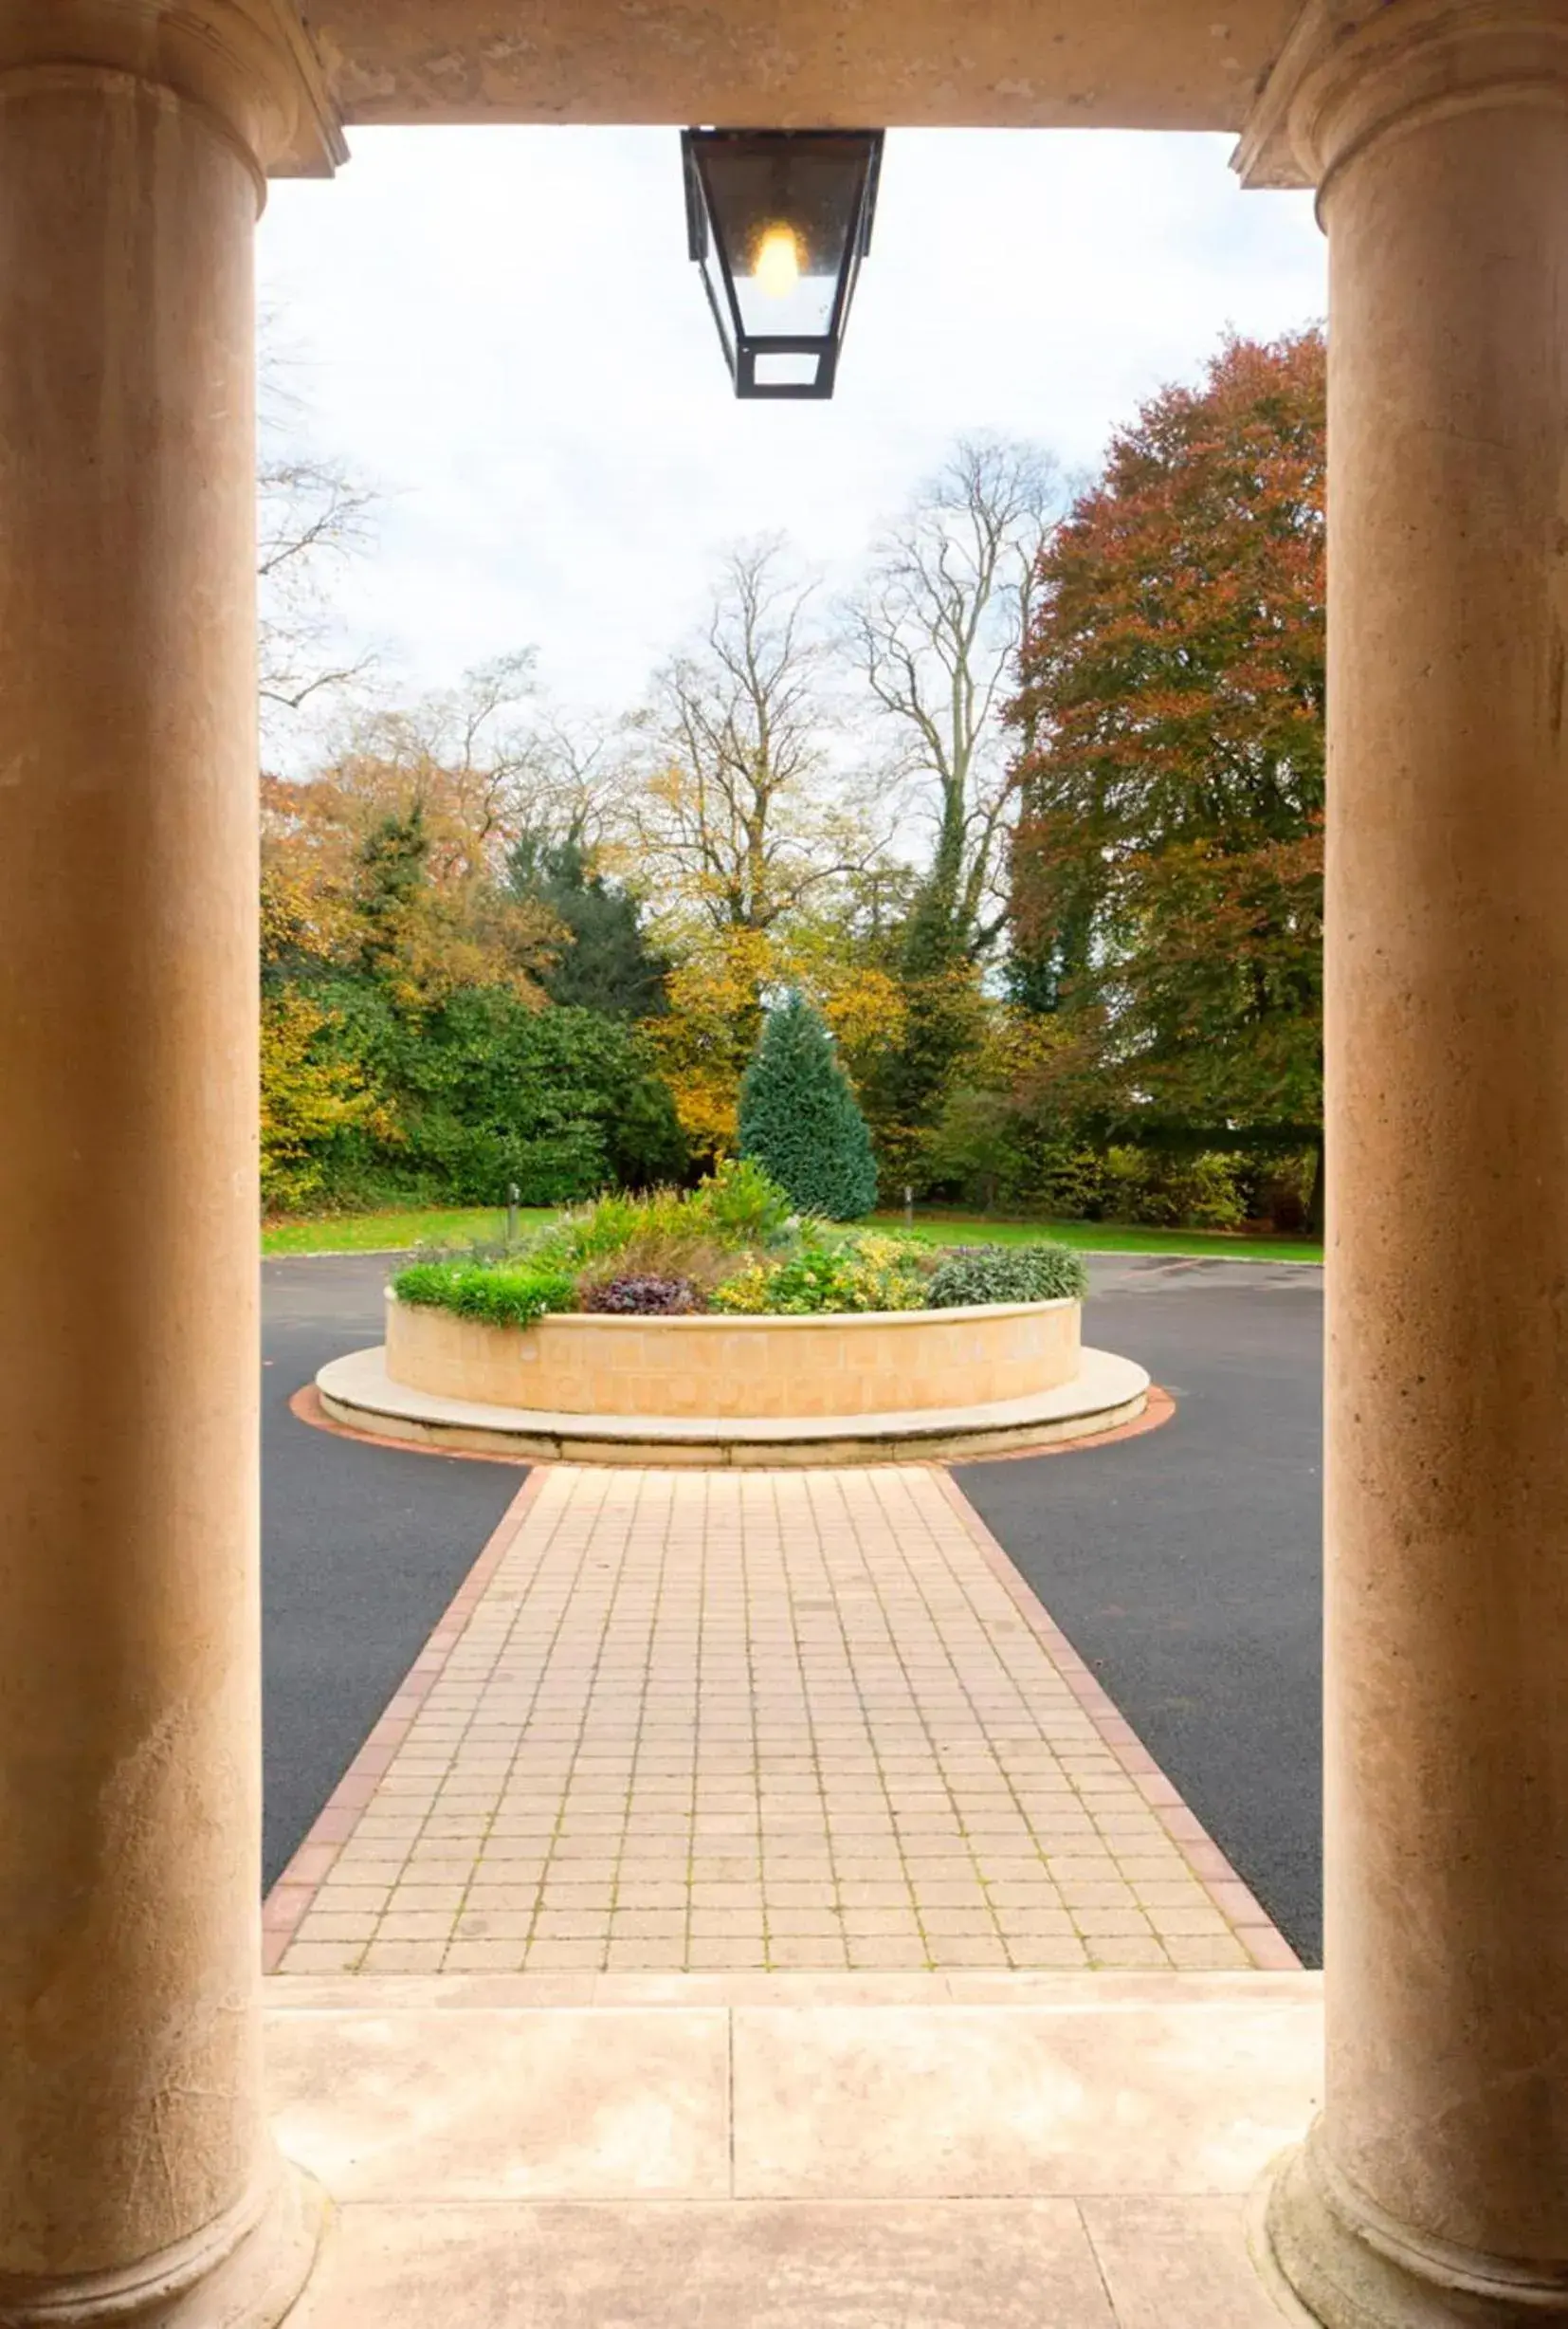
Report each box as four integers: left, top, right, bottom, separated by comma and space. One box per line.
957, 1256, 1323, 1963
261, 1254, 521, 1890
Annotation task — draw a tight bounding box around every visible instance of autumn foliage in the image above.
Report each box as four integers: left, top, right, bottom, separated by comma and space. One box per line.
259, 731, 684, 1212
262, 339, 1328, 1235
1007, 329, 1325, 1219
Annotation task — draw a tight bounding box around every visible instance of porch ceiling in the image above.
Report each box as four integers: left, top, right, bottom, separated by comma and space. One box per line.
298, 0, 1308, 134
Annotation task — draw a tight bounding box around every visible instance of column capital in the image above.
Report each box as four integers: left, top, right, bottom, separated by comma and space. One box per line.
1235, 0, 1568, 197
0, 0, 345, 181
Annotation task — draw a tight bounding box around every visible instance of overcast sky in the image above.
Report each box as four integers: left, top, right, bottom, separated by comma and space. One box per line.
256, 125, 1323, 729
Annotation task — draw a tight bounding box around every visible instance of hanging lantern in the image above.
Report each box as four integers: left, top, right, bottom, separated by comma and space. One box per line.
682, 128, 884, 400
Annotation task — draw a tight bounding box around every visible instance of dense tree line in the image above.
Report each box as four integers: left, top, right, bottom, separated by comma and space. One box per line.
262, 328, 1326, 1232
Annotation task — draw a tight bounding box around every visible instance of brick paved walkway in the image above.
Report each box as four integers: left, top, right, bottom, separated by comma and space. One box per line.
267, 1466, 1294, 1976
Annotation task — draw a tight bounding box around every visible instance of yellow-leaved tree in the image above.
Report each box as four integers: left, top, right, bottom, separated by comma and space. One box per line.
646, 926, 775, 1163
260, 988, 390, 1213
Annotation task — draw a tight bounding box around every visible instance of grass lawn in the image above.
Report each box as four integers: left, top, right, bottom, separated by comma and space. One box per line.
264, 1201, 1321, 1265
261, 1205, 556, 1256
870, 1210, 1322, 1263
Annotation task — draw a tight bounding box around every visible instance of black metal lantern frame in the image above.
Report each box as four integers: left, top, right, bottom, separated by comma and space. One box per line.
682, 128, 884, 400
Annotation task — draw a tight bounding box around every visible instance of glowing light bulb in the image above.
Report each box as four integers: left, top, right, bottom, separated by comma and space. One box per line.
753, 224, 801, 299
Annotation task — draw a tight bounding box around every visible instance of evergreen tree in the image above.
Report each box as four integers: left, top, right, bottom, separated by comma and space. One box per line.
355, 800, 430, 978
739, 993, 878, 1220
508, 835, 669, 1018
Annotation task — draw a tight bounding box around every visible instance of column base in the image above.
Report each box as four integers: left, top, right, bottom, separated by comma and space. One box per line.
0, 2154, 327, 2329
1257, 2125, 1568, 2328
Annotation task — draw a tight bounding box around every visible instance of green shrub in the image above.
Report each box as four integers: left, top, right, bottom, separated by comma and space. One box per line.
906, 1103, 1258, 1234
692, 1156, 798, 1247
713, 1248, 852, 1316
913, 1085, 1034, 1211
712, 1231, 930, 1316
1101, 1147, 1246, 1230
392, 1260, 577, 1330
279, 981, 687, 1210
705, 1259, 773, 1313
1023, 1144, 1117, 1222
832, 1232, 935, 1312
924, 1242, 1088, 1309
1244, 1146, 1320, 1233
739, 993, 878, 1220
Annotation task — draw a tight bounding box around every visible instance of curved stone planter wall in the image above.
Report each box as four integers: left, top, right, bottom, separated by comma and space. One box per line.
317, 1288, 1152, 1465
384, 1290, 1081, 1421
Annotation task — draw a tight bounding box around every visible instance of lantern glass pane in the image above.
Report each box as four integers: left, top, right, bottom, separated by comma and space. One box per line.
697, 247, 737, 370
753, 351, 824, 390
701, 138, 866, 340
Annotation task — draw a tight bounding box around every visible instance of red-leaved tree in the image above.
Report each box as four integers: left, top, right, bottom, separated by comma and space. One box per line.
1008, 329, 1326, 1222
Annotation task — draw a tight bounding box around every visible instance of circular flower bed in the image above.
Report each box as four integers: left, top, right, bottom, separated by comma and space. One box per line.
390, 1159, 1089, 1330
314, 1164, 1149, 1462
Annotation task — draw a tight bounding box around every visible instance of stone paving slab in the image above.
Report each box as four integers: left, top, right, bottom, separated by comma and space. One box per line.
290, 2200, 1139, 2329
267, 1971, 1318, 2202
267, 1465, 1295, 1975
268, 1970, 1318, 2328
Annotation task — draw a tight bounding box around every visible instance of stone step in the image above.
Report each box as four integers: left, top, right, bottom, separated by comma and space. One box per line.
268, 1969, 1320, 2327
314, 1342, 1152, 1464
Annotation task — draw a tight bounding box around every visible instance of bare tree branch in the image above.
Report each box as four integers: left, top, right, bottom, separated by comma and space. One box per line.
844, 434, 1068, 962
330, 652, 543, 871
257, 320, 381, 754
629, 539, 888, 939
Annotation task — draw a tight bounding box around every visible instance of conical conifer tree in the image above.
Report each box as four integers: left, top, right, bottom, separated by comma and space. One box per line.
738, 992, 878, 1220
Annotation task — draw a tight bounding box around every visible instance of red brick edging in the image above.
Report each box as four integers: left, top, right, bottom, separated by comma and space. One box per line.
929, 1466, 1302, 1971
967, 1381, 1176, 1462
262, 1468, 548, 1969
289, 1380, 532, 1463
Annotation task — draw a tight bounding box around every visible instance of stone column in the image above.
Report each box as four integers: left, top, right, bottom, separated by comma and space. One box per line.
1239, 6, 1568, 2323
0, 8, 340, 2323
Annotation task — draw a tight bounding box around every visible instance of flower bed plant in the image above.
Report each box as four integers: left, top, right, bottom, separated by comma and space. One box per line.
392, 1161, 1087, 1324
392, 1260, 578, 1330
709, 1233, 931, 1315
580, 1274, 703, 1315
925, 1243, 1088, 1308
